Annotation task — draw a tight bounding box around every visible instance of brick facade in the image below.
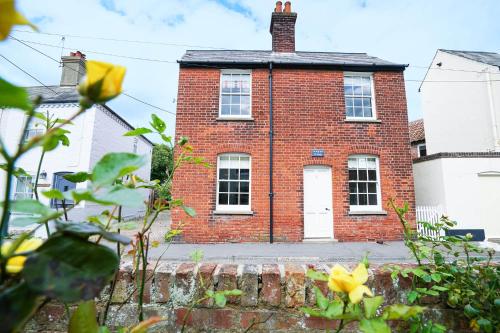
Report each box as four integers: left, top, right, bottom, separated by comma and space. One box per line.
171, 2, 415, 243
171, 66, 415, 243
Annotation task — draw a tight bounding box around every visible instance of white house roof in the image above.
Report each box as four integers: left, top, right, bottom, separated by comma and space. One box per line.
440, 49, 500, 68
26, 85, 153, 146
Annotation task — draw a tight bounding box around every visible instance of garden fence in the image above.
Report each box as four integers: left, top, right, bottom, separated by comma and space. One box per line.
416, 205, 444, 239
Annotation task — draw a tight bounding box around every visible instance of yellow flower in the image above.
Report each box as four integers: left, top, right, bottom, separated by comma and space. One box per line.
78, 60, 126, 103
328, 263, 373, 304
1, 238, 43, 274
0, 0, 37, 40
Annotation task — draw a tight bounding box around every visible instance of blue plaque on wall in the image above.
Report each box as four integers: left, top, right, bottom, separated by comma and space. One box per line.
312, 149, 324, 157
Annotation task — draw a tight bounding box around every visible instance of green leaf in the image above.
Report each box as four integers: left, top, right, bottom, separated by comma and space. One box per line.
382, 304, 425, 321
23, 235, 119, 302
494, 299, 500, 308
359, 318, 391, 333
182, 205, 196, 217
177, 136, 188, 146
214, 293, 227, 307
364, 296, 384, 319
300, 307, 323, 318
69, 301, 99, 333
55, 221, 131, 244
124, 127, 153, 136
150, 114, 166, 133
98, 327, 112, 333
190, 249, 204, 263
0, 282, 41, 333
430, 273, 441, 283
160, 134, 172, 143
64, 172, 91, 183
96, 186, 145, 208
42, 189, 65, 200
10, 199, 53, 216
221, 289, 243, 296
324, 300, 344, 320
0, 77, 32, 111
476, 318, 493, 333
306, 269, 329, 282
92, 153, 146, 187
407, 291, 419, 303
314, 286, 329, 310
464, 304, 480, 318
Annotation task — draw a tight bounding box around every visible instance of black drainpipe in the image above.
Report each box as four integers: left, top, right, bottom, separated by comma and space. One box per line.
268, 62, 274, 244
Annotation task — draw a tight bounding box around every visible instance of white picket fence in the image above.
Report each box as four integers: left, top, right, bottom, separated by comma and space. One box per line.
416, 205, 444, 239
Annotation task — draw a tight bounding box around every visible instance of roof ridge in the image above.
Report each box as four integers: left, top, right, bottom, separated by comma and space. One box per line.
439, 49, 499, 55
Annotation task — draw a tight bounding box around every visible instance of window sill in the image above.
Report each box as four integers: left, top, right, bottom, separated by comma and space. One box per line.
216, 117, 254, 122
344, 118, 381, 124
348, 210, 387, 216
213, 210, 254, 216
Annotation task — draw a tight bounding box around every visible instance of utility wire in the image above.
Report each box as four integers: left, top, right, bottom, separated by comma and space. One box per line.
0, 54, 57, 94
9, 36, 175, 115
13, 38, 177, 63
12, 28, 228, 50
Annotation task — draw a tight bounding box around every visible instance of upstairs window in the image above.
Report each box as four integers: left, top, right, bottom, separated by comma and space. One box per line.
23, 121, 44, 142
216, 153, 251, 212
417, 143, 427, 157
344, 74, 376, 120
348, 155, 381, 211
220, 70, 251, 118
14, 175, 34, 200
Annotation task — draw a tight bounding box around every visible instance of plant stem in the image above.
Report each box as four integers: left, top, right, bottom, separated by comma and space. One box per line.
137, 233, 147, 321
334, 300, 349, 333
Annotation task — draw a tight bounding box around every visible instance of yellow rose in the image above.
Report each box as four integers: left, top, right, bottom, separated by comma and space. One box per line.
0, 0, 37, 40
328, 263, 374, 304
1, 238, 43, 274
78, 60, 126, 103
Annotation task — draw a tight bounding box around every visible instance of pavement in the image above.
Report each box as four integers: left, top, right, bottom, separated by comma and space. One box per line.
142, 240, 500, 264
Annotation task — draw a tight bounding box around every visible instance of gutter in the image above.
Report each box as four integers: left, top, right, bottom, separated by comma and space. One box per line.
268, 62, 274, 244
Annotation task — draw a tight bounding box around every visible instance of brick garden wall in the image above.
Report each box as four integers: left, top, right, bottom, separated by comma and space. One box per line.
28, 263, 468, 332
172, 67, 415, 243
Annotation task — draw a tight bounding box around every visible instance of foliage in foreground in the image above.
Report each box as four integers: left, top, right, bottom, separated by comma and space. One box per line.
302, 258, 428, 333
0, 4, 207, 332
389, 200, 500, 333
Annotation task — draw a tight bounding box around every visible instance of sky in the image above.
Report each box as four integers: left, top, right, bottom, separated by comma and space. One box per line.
0, 0, 499, 141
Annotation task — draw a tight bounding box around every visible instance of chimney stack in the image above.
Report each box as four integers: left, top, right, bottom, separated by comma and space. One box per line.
60, 51, 86, 86
270, 1, 297, 53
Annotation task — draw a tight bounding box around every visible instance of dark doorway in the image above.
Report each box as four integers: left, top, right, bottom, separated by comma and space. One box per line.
51, 172, 77, 208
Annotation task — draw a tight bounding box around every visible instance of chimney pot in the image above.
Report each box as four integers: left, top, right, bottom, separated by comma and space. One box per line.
284, 1, 291, 13
275, 1, 282, 12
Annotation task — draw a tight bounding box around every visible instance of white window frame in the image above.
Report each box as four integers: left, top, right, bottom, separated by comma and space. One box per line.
23, 121, 44, 142
417, 143, 427, 157
219, 69, 252, 119
348, 155, 382, 212
344, 72, 377, 121
216, 153, 251, 212
13, 174, 35, 200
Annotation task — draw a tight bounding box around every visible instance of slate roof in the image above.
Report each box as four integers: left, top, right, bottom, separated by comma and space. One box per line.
27, 86, 80, 103
440, 49, 500, 68
409, 119, 425, 143
26, 85, 153, 146
179, 50, 407, 70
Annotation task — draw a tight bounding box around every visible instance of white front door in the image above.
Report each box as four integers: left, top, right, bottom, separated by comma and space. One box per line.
303, 166, 334, 239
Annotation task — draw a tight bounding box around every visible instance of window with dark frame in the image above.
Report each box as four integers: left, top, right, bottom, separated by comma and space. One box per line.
14, 175, 34, 200
217, 154, 251, 211
417, 143, 427, 157
348, 156, 381, 210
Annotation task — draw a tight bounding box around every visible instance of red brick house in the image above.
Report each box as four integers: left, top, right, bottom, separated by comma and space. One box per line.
172, 1, 415, 243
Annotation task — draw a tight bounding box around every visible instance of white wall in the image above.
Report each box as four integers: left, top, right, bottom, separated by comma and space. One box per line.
420, 51, 500, 154
86, 105, 152, 220
0, 103, 153, 225
414, 157, 500, 239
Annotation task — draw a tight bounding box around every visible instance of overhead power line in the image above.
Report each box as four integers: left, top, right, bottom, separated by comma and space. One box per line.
0, 54, 57, 94
9, 36, 175, 115
12, 28, 228, 50
13, 38, 177, 63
